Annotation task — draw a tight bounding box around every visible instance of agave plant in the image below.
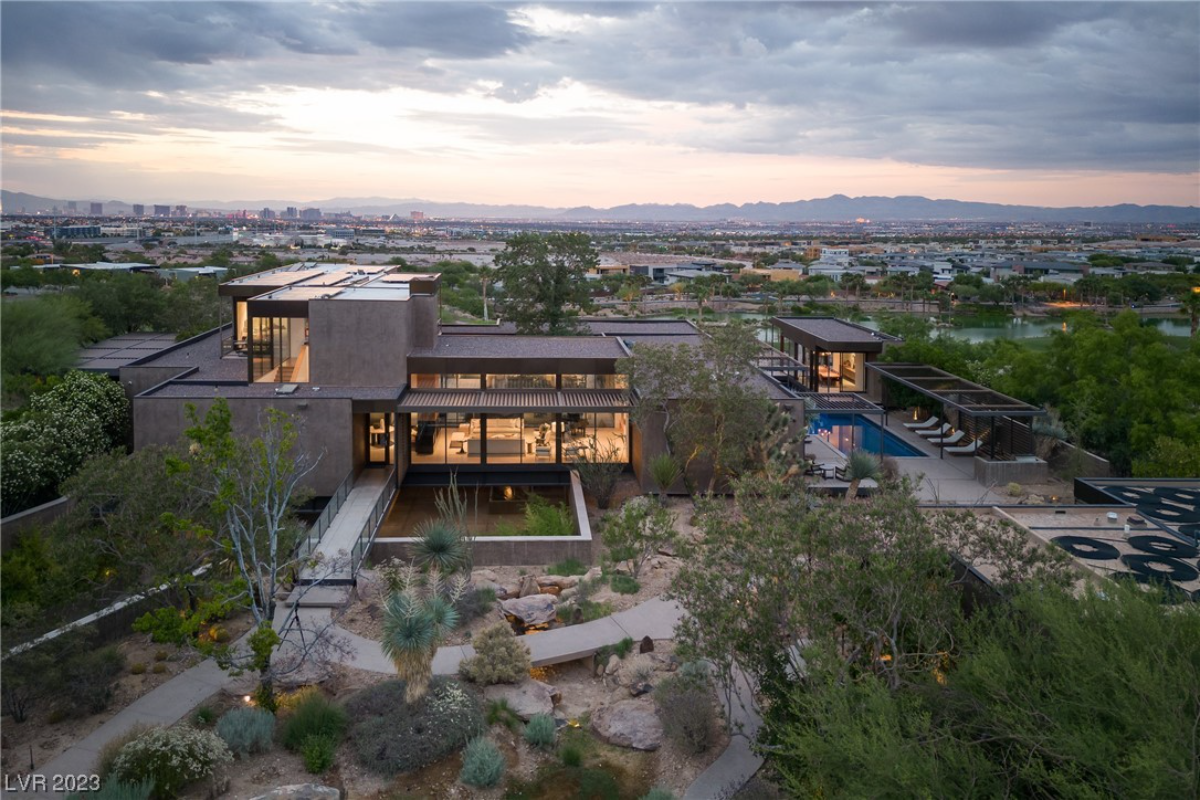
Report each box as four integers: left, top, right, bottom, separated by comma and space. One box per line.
843, 449, 882, 502
409, 519, 468, 574
381, 563, 465, 703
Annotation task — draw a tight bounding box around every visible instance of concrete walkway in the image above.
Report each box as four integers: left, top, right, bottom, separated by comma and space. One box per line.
18, 595, 765, 799
684, 665, 764, 800
303, 468, 393, 582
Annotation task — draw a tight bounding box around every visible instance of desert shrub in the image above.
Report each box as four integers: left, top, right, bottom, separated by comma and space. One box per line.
561, 743, 583, 767
62, 646, 125, 715
67, 778, 155, 800
301, 734, 336, 774
641, 788, 675, 800
459, 621, 532, 685
549, 557, 588, 576
151, 663, 166, 675
459, 737, 505, 788
578, 767, 621, 799
602, 500, 678, 579
216, 707, 275, 759
562, 597, 614, 624
409, 519, 468, 574
108, 726, 232, 800
524, 713, 557, 750
130, 662, 146, 675
573, 441, 626, 509
153, 650, 168, 662
191, 706, 217, 727
594, 637, 634, 664
610, 574, 640, 595
524, 494, 575, 537
487, 698, 523, 731
455, 586, 496, 624
348, 677, 484, 776
654, 673, 716, 754
94, 723, 153, 783
279, 690, 346, 752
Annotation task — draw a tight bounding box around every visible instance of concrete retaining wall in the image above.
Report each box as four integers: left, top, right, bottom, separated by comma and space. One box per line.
974, 457, 1050, 485
370, 471, 598, 567
1049, 441, 1113, 478
0, 496, 75, 552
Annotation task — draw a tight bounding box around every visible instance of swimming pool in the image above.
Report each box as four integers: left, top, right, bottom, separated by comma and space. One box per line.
808, 413, 926, 458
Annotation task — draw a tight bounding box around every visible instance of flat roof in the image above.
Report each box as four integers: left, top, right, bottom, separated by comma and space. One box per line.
868, 362, 1045, 417
77, 332, 179, 375
773, 316, 902, 352
1076, 478, 1200, 542
397, 388, 629, 413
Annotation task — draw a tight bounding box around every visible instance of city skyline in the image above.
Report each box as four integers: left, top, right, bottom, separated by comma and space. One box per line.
2, 1, 1198, 208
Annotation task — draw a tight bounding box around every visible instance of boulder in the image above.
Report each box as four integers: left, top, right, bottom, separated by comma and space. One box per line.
638, 636, 655, 654
250, 785, 341, 800
538, 574, 580, 590
501, 594, 558, 626
584, 566, 604, 583
591, 699, 664, 751
517, 575, 541, 598
605, 654, 621, 676
559, 586, 579, 602
473, 568, 500, 584
483, 679, 557, 721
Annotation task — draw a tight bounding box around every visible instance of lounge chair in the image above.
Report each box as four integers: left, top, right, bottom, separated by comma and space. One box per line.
927, 430, 967, 446
916, 423, 952, 438
903, 415, 940, 430
945, 439, 981, 456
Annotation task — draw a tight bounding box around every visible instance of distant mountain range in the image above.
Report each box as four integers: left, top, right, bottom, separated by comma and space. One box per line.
4, 189, 1198, 224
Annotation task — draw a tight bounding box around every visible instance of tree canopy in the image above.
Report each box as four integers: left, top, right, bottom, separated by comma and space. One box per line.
492, 232, 597, 334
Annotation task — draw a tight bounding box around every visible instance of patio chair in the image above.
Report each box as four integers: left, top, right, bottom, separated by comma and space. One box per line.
915, 423, 953, 438
927, 430, 967, 446
903, 415, 940, 430
945, 439, 982, 456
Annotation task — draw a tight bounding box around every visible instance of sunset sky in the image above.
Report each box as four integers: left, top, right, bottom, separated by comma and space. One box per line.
2, 1, 1198, 208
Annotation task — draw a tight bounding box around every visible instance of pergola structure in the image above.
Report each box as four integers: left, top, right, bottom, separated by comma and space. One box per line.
867, 362, 1046, 461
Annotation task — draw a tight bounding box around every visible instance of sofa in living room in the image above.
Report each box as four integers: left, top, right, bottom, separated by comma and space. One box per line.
463, 418, 524, 456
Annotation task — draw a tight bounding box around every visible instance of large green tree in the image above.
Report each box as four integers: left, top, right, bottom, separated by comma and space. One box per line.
771, 583, 1200, 798
492, 232, 597, 333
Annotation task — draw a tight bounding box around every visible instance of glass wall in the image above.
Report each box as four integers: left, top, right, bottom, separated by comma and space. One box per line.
562, 412, 629, 462
367, 412, 393, 465
440, 374, 482, 389
411, 412, 482, 465
838, 352, 865, 392
485, 374, 555, 389
406, 412, 625, 466
561, 374, 627, 389
250, 316, 309, 382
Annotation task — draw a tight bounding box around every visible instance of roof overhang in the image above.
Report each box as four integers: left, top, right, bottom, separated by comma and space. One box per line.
398, 389, 629, 414
868, 362, 1045, 418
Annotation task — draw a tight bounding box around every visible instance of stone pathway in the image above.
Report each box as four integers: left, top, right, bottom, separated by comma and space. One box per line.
18, 595, 762, 799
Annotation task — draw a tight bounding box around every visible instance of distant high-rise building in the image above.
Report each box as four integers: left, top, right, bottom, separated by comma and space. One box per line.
132, 204, 145, 216
66, 201, 77, 212
261, 208, 276, 220
300, 207, 322, 221
154, 205, 171, 217
411, 211, 425, 221
284, 206, 298, 219
173, 205, 188, 217
89, 201, 103, 215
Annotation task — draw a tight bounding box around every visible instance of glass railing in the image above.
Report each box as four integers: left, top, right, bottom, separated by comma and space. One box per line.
295, 471, 353, 562
350, 467, 397, 578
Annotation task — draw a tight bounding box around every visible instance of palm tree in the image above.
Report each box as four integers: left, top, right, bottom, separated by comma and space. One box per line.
381, 565, 462, 703
843, 449, 883, 502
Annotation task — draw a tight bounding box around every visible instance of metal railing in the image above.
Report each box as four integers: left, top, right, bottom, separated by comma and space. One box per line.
350, 467, 397, 578
296, 471, 353, 562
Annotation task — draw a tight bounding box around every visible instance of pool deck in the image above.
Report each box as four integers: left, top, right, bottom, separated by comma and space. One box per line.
805, 412, 1007, 505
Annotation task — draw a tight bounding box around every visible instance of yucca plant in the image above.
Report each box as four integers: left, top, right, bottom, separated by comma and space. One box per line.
843, 449, 882, 502
648, 452, 681, 503
381, 563, 464, 703
409, 519, 468, 574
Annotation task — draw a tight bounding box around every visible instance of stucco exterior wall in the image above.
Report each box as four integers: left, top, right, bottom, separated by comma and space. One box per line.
307, 299, 412, 387
133, 395, 354, 496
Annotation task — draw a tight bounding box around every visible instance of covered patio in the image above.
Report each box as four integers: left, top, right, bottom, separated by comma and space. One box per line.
868, 362, 1048, 482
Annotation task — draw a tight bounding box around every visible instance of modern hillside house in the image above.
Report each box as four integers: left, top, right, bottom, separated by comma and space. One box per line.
122, 263, 730, 497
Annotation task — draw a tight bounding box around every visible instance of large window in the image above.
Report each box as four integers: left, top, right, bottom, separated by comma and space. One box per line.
561, 374, 627, 389
250, 316, 309, 382
562, 412, 629, 463
411, 412, 482, 465
485, 374, 555, 389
